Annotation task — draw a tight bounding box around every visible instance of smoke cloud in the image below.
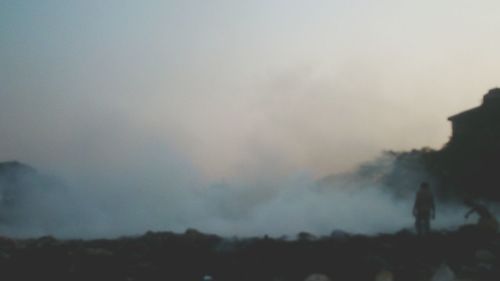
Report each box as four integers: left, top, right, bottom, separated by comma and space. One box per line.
0, 153, 470, 239
2, 1, 500, 239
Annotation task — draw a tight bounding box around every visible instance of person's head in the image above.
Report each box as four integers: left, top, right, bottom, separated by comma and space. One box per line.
420, 182, 430, 190
464, 198, 475, 207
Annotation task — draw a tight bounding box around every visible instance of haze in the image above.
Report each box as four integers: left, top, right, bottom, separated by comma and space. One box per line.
2, 1, 500, 179
0, 1, 499, 238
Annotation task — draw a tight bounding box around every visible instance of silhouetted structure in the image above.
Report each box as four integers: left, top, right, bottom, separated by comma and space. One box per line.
433, 88, 500, 200
448, 88, 500, 148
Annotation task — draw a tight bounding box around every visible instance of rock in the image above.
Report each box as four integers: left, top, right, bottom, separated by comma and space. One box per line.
395, 228, 413, 236
34, 236, 59, 248
476, 262, 493, 271
374, 270, 393, 281
134, 262, 154, 271
0, 236, 16, 249
297, 232, 317, 241
363, 255, 389, 269
330, 230, 349, 239
185, 228, 204, 238
0, 250, 10, 260
304, 273, 331, 281
431, 263, 455, 281
202, 275, 213, 281
475, 249, 495, 262
83, 247, 113, 257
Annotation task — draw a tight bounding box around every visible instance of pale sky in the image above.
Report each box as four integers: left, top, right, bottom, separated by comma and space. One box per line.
2, 0, 500, 181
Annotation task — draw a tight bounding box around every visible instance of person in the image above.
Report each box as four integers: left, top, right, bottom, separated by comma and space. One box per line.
413, 182, 435, 236
464, 199, 498, 233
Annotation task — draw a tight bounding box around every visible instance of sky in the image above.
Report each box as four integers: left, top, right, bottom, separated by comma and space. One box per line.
1, 0, 500, 181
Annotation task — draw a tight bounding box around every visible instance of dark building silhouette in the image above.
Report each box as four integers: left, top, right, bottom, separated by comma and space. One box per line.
448, 88, 500, 148
439, 88, 500, 200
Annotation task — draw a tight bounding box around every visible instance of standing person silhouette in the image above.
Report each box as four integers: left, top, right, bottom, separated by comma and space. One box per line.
413, 182, 435, 236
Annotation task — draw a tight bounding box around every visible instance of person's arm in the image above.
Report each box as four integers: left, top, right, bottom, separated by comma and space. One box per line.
465, 208, 475, 219
413, 194, 418, 217
431, 196, 436, 219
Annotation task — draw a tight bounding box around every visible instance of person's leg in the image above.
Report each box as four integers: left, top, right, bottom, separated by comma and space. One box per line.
415, 216, 423, 236
423, 217, 430, 235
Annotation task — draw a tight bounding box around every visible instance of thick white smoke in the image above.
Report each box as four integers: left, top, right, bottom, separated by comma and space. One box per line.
0, 152, 471, 239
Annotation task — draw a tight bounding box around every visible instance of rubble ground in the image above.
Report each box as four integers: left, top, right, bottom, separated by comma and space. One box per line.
0, 227, 498, 281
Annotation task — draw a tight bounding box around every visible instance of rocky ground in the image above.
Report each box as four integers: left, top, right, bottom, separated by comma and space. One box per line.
0, 226, 498, 281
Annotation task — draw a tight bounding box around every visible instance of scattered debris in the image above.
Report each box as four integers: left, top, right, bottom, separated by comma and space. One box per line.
431, 263, 455, 281
374, 270, 393, 281
0, 230, 496, 280
475, 249, 496, 262
304, 273, 331, 281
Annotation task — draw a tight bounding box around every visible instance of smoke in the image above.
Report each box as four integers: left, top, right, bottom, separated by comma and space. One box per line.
0, 152, 470, 239
2, 0, 500, 240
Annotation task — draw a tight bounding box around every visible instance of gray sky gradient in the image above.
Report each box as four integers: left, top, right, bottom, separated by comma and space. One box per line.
2, 0, 500, 180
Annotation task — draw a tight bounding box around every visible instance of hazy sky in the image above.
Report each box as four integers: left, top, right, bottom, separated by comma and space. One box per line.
2, 0, 500, 181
